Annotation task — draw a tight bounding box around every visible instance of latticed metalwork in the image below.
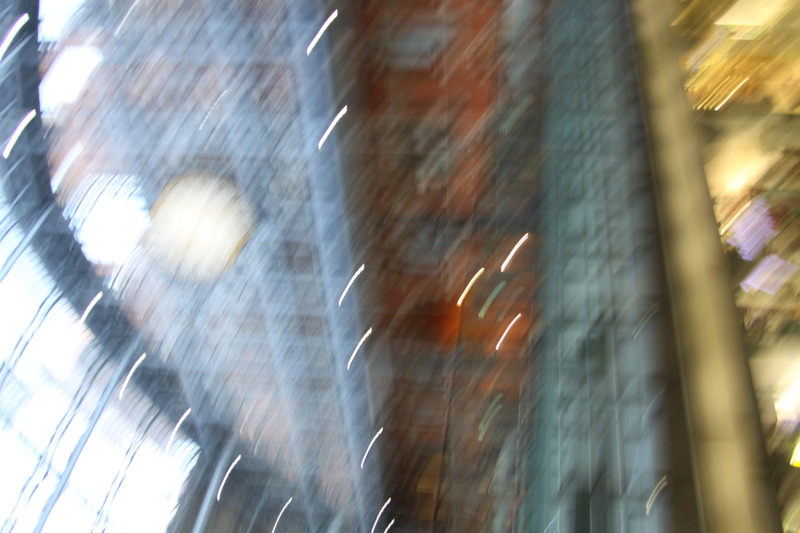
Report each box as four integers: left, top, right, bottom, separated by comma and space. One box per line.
522, 0, 676, 531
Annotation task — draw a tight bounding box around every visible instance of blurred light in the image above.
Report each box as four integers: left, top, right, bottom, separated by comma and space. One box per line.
3, 109, 36, 159
632, 303, 659, 341
776, 381, 800, 424
239, 403, 257, 436
478, 395, 502, 442
371, 498, 391, 533
457, 268, 485, 306
144, 174, 255, 282
118, 352, 147, 400
720, 198, 754, 235
272, 497, 293, 533
166, 408, 192, 452
714, 78, 749, 111
113, 0, 142, 37
645, 476, 668, 515
479, 281, 507, 319
318, 105, 347, 150
216, 454, 241, 501
66, 174, 150, 266
790, 439, 800, 468
500, 233, 529, 272
307, 10, 338, 56
726, 197, 775, 260
40, 46, 103, 117
0, 13, 29, 60
383, 519, 395, 533
361, 427, 383, 469
347, 327, 372, 370
496, 313, 522, 351
50, 143, 84, 194
198, 90, 228, 131
339, 264, 365, 306
741, 254, 799, 295
39, 0, 87, 42
79, 291, 103, 324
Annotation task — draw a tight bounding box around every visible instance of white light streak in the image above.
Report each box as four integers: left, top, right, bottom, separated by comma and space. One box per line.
361, 427, 383, 469
371, 498, 391, 533
347, 327, 372, 370
118, 352, 146, 400
645, 475, 668, 515
271, 497, 293, 533
166, 408, 192, 452
500, 233, 529, 272
457, 268, 484, 306
3, 110, 36, 159
217, 454, 241, 501
113, 0, 142, 37
306, 10, 338, 56
495, 313, 522, 351
79, 291, 103, 324
715, 78, 749, 111
383, 519, 395, 533
0, 13, 29, 60
198, 90, 228, 131
339, 264, 365, 306
50, 143, 83, 193
318, 105, 347, 150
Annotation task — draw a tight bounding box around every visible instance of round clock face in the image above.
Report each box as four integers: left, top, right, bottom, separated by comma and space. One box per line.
144, 174, 256, 283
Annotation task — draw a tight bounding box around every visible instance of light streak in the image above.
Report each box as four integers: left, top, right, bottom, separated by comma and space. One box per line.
645, 475, 668, 515
383, 519, 395, 533
79, 291, 103, 324
51, 143, 84, 193
0, 13, 29, 60
114, 0, 142, 37
3, 109, 36, 159
118, 352, 146, 400
339, 264, 365, 306
306, 10, 338, 55
198, 90, 228, 131
347, 327, 372, 370
478, 281, 506, 319
217, 454, 242, 501
478, 395, 503, 432
271, 497, 293, 533
166, 408, 192, 452
632, 303, 659, 341
361, 427, 383, 469
720, 198, 754, 235
457, 268, 485, 306
478, 404, 502, 442
714, 78, 749, 111
371, 498, 391, 533
239, 402, 257, 436
495, 313, 522, 351
318, 105, 347, 150
500, 233, 529, 272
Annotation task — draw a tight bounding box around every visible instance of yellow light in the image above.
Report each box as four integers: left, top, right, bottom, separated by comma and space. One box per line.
457, 268, 485, 306
715, 78, 749, 111
791, 440, 800, 468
